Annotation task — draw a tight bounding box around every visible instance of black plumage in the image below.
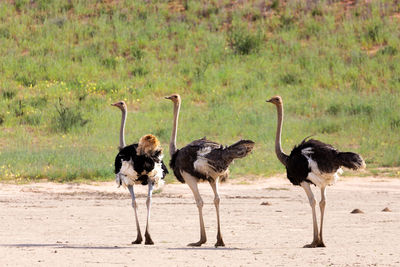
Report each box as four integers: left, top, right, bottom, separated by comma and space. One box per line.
114, 144, 168, 186
286, 138, 365, 186
114, 144, 137, 175
170, 138, 254, 184
169, 138, 217, 183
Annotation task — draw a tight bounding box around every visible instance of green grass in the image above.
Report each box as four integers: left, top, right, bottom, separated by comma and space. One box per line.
0, 0, 399, 182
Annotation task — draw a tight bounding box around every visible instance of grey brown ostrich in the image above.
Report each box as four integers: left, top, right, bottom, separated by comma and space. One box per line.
112, 101, 168, 245
165, 94, 255, 247
267, 96, 366, 248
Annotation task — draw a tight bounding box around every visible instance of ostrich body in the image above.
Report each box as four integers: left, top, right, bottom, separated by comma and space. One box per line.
166, 94, 255, 247
112, 101, 168, 245
267, 96, 366, 248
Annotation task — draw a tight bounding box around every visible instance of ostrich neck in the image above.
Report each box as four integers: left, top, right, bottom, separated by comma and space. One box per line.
119, 109, 127, 150
275, 104, 289, 166
169, 101, 180, 157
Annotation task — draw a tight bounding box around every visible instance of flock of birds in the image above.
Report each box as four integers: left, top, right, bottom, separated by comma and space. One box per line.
112, 94, 366, 248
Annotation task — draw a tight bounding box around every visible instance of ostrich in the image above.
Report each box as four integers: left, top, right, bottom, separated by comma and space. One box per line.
266, 96, 366, 248
165, 94, 255, 247
112, 101, 168, 245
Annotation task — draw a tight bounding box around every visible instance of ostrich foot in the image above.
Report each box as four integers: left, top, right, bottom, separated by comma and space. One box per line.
187, 239, 206, 247
215, 233, 225, 247
303, 242, 317, 248
214, 240, 225, 247
131, 234, 143, 244
144, 232, 154, 245
316, 240, 326, 247
304, 239, 325, 248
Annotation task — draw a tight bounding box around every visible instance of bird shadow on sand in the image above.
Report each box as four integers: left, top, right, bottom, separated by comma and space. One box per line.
167, 247, 244, 251
0, 244, 132, 250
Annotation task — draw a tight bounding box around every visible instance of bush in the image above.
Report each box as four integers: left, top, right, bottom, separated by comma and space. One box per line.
2, 90, 16, 100
390, 118, 400, 129
14, 0, 28, 11
0, 27, 10, 38
131, 66, 148, 77
326, 104, 341, 116
280, 73, 301, 85
365, 20, 387, 44
131, 46, 145, 61
15, 73, 36, 87
280, 15, 296, 30
346, 103, 373, 116
311, 8, 323, 17
14, 100, 25, 117
52, 98, 89, 133
101, 57, 118, 69
227, 27, 263, 55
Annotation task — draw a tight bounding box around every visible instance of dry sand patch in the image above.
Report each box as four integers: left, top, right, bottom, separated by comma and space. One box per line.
0, 177, 399, 266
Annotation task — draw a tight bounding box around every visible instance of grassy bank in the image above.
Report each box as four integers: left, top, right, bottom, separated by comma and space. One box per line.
0, 0, 399, 182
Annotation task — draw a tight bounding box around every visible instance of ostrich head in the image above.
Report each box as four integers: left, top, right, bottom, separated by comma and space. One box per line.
164, 94, 181, 104
266, 96, 282, 106
111, 101, 127, 111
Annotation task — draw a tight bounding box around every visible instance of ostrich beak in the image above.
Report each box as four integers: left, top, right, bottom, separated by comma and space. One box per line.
266, 99, 272, 103
164, 96, 171, 100
111, 103, 116, 106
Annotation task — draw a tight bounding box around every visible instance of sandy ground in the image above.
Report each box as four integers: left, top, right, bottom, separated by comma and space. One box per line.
0, 176, 399, 266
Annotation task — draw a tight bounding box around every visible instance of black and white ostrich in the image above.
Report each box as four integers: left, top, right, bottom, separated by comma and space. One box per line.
165, 94, 255, 247
266, 96, 366, 248
111, 101, 168, 245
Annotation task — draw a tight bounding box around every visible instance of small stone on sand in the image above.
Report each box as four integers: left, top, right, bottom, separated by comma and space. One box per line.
351, 209, 364, 214
260, 201, 271, 206
382, 207, 392, 212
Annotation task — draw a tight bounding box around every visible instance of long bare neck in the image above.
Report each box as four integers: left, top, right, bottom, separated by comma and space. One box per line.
169, 101, 180, 157
119, 108, 127, 150
274, 103, 289, 166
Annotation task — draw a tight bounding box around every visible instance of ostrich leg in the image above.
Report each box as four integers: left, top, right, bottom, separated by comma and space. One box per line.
318, 186, 327, 247
183, 171, 207, 247
144, 182, 154, 245
128, 185, 143, 244
210, 178, 225, 247
300, 182, 319, 248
